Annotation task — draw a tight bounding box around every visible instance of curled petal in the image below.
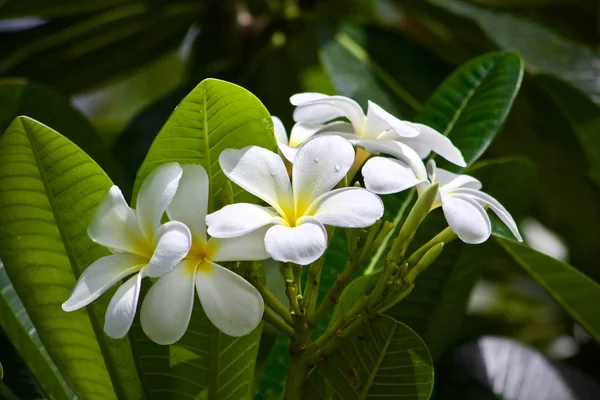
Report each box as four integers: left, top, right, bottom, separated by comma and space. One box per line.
278, 142, 299, 163
206, 203, 280, 238
219, 146, 293, 215
362, 157, 427, 195
211, 227, 270, 262
288, 123, 321, 148
292, 136, 355, 213
293, 96, 365, 133
454, 188, 522, 242
104, 272, 143, 339
87, 186, 146, 255
365, 101, 419, 139
167, 164, 209, 241
441, 192, 491, 244
136, 163, 183, 240
433, 164, 482, 191
353, 139, 428, 181
264, 220, 327, 265
403, 124, 466, 167
308, 187, 383, 228
196, 262, 264, 337
145, 221, 192, 278
140, 260, 196, 345
290, 92, 329, 106
62, 254, 145, 312
272, 116, 288, 145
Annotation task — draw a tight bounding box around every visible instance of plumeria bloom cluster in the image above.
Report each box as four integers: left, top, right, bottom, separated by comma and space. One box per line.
63, 91, 522, 345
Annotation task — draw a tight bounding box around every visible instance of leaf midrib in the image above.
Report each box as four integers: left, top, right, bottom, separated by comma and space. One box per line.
20, 118, 122, 400
358, 322, 396, 399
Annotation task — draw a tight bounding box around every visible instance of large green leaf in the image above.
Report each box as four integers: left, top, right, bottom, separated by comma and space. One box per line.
319, 24, 450, 118
0, 3, 200, 93
303, 316, 434, 399
131, 78, 276, 399
496, 238, 600, 342
0, 116, 143, 400
0, 78, 124, 186
416, 52, 523, 170
426, 0, 600, 105
0, 262, 74, 400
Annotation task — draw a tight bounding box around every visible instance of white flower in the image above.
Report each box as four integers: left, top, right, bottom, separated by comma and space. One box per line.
140, 164, 266, 345
272, 116, 321, 162
290, 92, 466, 167
62, 163, 192, 339
362, 156, 522, 244
206, 135, 384, 265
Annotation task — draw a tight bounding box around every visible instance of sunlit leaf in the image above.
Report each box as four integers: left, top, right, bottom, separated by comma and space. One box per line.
0, 116, 143, 400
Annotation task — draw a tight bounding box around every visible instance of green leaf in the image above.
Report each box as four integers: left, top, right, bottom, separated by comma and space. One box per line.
0, 78, 125, 187
255, 334, 291, 400
303, 316, 434, 399
496, 238, 600, 343
131, 79, 276, 399
427, 0, 600, 105
319, 24, 450, 118
0, 116, 143, 400
0, 0, 138, 18
417, 52, 524, 170
0, 262, 74, 400
0, 3, 200, 93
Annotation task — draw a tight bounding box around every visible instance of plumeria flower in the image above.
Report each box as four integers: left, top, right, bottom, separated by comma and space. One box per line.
363, 156, 522, 244
140, 164, 266, 345
290, 92, 466, 168
272, 116, 320, 162
206, 135, 384, 265
62, 163, 191, 339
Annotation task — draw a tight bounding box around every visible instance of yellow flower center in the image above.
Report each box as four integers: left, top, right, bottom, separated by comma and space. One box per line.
185, 236, 218, 275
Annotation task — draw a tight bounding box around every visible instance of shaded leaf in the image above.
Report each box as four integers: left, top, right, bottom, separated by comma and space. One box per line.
255, 334, 291, 400
0, 116, 142, 400
0, 262, 74, 400
0, 0, 138, 18
304, 316, 434, 399
439, 336, 600, 400
496, 238, 600, 343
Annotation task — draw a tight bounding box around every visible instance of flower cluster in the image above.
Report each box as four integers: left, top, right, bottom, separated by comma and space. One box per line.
63, 92, 522, 344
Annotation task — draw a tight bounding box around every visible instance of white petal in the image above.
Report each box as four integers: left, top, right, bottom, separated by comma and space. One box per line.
272, 116, 288, 145
362, 157, 426, 195
290, 92, 329, 106
140, 260, 195, 345
440, 191, 491, 244
219, 146, 293, 215
104, 272, 143, 339
308, 187, 383, 228
435, 167, 482, 191
211, 227, 270, 262
278, 142, 299, 163
196, 262, 264, 336
288, 123, 321, 147
318, 121, 356, 135
166, 164, 209, 241
62, 254, 146, 312
404, 124, 466, 167
136, 163, 183, 241
206, 203, 281, 238
454, 188, 523, 242
293, 96, 365, 133
364, 101, 419, 139
145, 221, 192, 278
353, 139, 428, 181
264, 220, 327, 265
292, 135, 355, 212
87, 186, 146, 255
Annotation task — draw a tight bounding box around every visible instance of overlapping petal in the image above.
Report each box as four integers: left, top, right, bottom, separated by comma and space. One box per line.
362, 157, 427, 195
140, 260, 196, 345
403, 124, 466, 167
307, 187, 383, 228
272, 116, 288, 145
145, 221, 192, 278
62, 254, 146, 312
353, 138, 428, 180
206, 203, 281, 238
365, 101, 419, 139
293, 96, 365, 132
167, 164, 209, 240
196, 262, 264, 337
104, 272, 143, 339
264, 220, 328, 265
440, 191, 491, 244
211, 227, 270, 262
219, 146, 293, 215
290, 92, 329, 105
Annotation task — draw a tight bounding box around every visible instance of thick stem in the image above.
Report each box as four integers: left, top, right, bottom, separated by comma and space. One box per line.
283, 354, 311, 400
282, 263, 301, 315
248, 268, 294, 326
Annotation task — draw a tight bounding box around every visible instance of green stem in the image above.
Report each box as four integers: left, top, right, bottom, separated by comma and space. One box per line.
248, 268, 294, 326
406, 227, 457, 266
283, 353, 311, 400
282, 263, 301, 315
263, 306, 296, 338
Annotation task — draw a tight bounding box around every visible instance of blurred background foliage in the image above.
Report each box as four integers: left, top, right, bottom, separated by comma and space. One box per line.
1, 0, 599, 398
